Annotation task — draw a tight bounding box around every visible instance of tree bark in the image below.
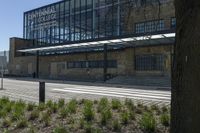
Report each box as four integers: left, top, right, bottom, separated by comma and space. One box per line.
171, 0, 200, 133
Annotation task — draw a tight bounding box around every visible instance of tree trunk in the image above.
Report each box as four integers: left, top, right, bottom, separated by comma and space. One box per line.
171, 0, 200, 133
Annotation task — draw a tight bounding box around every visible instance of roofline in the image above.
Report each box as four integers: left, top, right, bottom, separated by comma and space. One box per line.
18, 32, 176, 53
24, 0, 64, 14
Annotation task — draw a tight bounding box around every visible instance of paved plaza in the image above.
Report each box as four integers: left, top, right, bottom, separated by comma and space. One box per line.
0, 78, 171, 106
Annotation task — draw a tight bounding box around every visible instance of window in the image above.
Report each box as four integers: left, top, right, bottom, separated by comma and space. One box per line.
67, 61, 86, 68
67, 60, 117, 69
135, 23, 145, 34
171, 18, 176, 28
135, 20, 165, 34
140, 0, 169, 6
135, 54, 164, 71
108, 60, 117, 68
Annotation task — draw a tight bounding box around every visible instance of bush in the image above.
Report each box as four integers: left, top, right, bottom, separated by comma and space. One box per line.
160, 113, 170, 127
112, 119, 121, 131
58, 99, 65, 108
67, 99, 77, 113
121, 111, 130, 125
101, 108, 112, 125
53, 125, 68, 133
140, 112, 156, 132
111, 99, 121, 110
83, 100, 94, 121
29, 109, 39, 120
2, 117, 12, 128
16, 117, 28, 128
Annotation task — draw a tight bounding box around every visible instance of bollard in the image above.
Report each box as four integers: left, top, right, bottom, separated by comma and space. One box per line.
39, 82, 45, 103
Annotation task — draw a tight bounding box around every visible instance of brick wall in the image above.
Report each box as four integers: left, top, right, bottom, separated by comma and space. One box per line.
9, 38, 173, 80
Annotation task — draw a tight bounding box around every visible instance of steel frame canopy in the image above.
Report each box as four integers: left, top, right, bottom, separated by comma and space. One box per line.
18, 32, 175, 53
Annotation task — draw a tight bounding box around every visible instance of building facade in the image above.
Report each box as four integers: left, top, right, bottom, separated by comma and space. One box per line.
9, 0, 175, 81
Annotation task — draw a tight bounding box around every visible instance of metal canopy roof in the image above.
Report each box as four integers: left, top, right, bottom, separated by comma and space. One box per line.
18, 32, 175, 53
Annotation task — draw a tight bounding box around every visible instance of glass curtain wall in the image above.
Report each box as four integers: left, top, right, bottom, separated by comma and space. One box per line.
24, 0, 169, 47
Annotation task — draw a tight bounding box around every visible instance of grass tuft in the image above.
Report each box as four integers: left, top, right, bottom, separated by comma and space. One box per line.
140, 112, 156, 132
51, 102, 58, 113
59, 107, 68, 118
67, 99, 77, 113
58, 99, 65, 108
0, 110, 8, 119
112, 119, 121, 131
46, 100, 53, 108
151, 104, 159, 111
27, 103, 36, 111
79, 118, 85, 129
121, 111, 130, 125
40, 112, 51, 127
16, 117, 28, 128
111, 99, 122, 110
97, 98, 109, 112
38, 103, 46, 111
160, 113, 170, 127
29, 109, 39, 121
84, 122, 94, 133
125, 99, 135, 111
2, 117, 12, 128
83, 100, 94, 121
53, 125, 68, 133
101, 108, 112, 125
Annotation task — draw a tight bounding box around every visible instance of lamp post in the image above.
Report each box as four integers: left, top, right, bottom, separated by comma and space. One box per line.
104, 44, 108, 82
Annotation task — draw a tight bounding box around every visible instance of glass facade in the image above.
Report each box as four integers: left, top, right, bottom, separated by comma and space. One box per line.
135, 20, 165, 34
24, 0, 171, 48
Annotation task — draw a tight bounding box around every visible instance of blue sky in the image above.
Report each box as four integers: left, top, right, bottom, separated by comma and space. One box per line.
0, 0, 60, 51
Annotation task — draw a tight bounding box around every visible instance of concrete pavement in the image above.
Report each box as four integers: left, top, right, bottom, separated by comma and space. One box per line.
0, 78, 171, 106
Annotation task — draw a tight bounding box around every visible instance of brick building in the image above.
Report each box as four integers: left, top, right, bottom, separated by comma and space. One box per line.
9, 0, 175, 82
